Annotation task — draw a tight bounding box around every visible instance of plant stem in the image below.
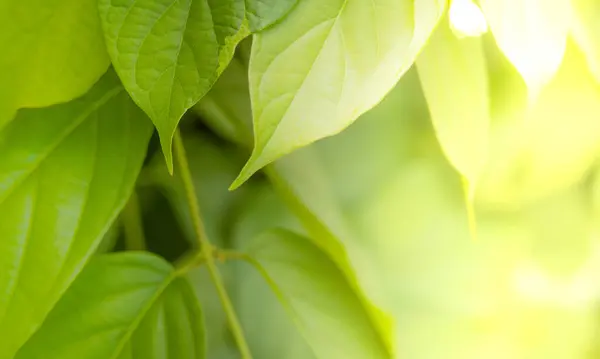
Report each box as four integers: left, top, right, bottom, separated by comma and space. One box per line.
173, 130, 253, 359
122, 191, 146, 251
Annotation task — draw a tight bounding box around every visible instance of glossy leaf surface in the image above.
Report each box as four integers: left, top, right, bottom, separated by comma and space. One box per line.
232, 0, 446, 187
98, 0, 249, 170
246, 229, 390, 359
0, 71, 153, 359
0, 0, 110, 127
17, 252, 205, 359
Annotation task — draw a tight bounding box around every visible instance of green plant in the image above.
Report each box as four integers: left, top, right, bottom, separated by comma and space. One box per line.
2, 0, 600, 358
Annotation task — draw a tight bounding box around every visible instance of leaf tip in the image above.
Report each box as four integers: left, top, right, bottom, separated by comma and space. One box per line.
229, 168, 253, 191
159, 135, 175, 175
229, 153, 266, 191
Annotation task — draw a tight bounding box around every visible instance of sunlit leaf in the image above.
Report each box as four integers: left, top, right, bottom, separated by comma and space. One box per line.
0, 71, 153, 359
478, 42, 600, 206
572, 0, 600, 83
479, 0, 571, 95
448, 0, 488, 38
0, 0, 110, 127
245, 229, 390, 359
231, 0, 446, 187
16, 252, 205, 359
98, 0, 249, 171
417, 15, 489, 187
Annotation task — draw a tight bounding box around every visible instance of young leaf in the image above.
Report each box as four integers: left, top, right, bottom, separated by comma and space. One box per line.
0, 70, 153, 359
0, 0, 110, 127
245, 0, 299, 32
98, 0, 249, 171
571, 0, 600, 82
416, 15, 489, 189
245, 229, 390, 359
479, 0, 571, 96
16, 252, 205, 359
231, 0, 447, 187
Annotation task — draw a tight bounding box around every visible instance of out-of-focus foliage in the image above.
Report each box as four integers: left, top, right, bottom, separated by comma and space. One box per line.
4, 1, 600, 358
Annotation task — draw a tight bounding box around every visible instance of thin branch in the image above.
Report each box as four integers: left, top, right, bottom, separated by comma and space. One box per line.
173, 130, 253, 359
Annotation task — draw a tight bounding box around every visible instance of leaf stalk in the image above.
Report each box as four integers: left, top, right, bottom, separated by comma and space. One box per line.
173, 130, 253, 359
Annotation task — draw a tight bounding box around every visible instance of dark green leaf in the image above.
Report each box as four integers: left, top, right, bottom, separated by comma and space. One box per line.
0, 71, 153, 358
98, 0, 249, 171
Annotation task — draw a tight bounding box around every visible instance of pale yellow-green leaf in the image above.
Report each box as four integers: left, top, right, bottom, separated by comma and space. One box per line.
448, 0, 488, 38
571, 0, 600, 82
478, 42, 600, 207
231, 0, 446, 187
479, 0, 571, 95
417, 16, 490, 187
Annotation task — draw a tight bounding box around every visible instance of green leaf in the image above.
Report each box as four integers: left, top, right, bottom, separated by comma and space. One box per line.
95, 219, 122, 255
16, 252, 205, 359
0, 0, 110, 127
231, 0, 446, 188
233, 259, 315, 359
416, 15, 489, 186
265, 148, 395, 352
0, 70, 153, 359
478, 42, 600, 206
98, 0, 249, 171
572, 0, 600, 83
194, 68, 395, 354
245, 0, 299, 32
479, 0, 571, 95
245, 229, 390, 359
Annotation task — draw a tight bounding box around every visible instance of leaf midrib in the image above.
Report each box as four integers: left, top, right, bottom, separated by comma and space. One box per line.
109, 272, 177, 359
253, 0, 350, 156
0, 86, 123, 206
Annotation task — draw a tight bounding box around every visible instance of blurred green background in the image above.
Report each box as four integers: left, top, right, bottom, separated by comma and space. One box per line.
113, 32, 600, 358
